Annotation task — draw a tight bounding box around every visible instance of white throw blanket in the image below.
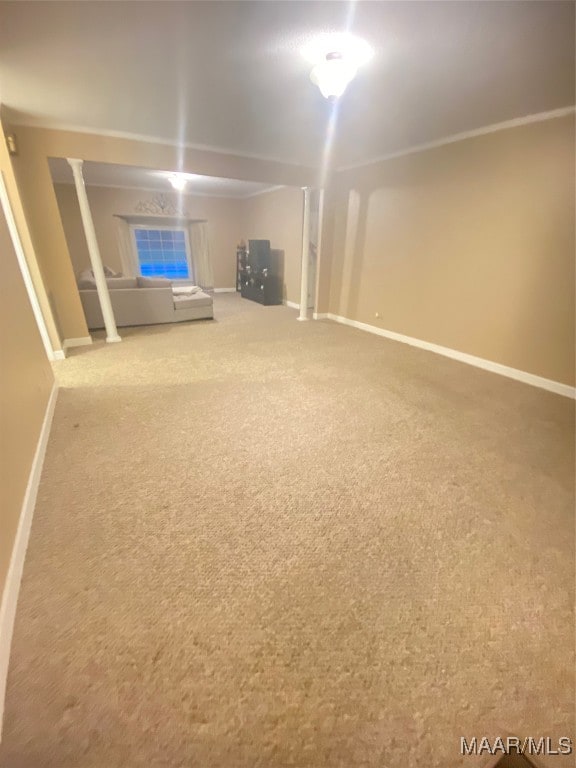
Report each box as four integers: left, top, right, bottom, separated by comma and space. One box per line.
172, 285, 201, 296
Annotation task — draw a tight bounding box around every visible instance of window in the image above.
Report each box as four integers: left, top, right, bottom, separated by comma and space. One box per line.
131, 226, 193, 281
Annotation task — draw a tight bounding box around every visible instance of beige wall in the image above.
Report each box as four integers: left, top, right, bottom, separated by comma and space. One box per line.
54, 184, 243, 289
8, 127, 90, 341
6, 121, 315, 340
241, 187, 303, 304
0, 197, 54, 605
0, 112, 63, 353
329, 115, 575, 386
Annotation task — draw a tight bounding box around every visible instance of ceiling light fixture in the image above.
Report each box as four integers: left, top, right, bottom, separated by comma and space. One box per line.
310, 52, 358, 99
168, 173, 188, 191
303, 33, 373, 99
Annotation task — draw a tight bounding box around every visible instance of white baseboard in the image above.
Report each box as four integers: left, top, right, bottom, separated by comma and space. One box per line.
213, 288, 237, 293
285, 301, 319, 315
52, 349, 66, 361
326, 314, 576, 399
0, 383, 58, 737
313, 312, 329, 320
63, 336, 92, 351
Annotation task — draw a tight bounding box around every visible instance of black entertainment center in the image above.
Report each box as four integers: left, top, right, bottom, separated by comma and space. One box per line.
237, 239, 283, 306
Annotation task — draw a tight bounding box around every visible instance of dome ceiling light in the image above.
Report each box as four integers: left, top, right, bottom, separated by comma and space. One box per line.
302, 33, 374, 100
168, 173, 188, 191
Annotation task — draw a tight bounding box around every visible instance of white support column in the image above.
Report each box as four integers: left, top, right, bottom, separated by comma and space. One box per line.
67, 158, 121, 343
298, 186, 311, 321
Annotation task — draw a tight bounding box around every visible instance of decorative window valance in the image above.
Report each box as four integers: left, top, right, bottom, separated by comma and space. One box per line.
134, 193, 188, 217
114, 214, 205, 226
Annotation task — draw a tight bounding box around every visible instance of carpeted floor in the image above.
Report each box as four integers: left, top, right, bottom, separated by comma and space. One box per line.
1, 294, 574, 768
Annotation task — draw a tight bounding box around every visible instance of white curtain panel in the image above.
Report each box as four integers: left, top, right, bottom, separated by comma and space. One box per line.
188, 221, 214, 289
114, 216, 136, 277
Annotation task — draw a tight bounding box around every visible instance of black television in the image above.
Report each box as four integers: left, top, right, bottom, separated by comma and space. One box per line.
248, 239, 271, 270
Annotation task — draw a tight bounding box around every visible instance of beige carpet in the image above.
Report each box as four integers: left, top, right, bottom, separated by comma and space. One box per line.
1, 294, 574, 768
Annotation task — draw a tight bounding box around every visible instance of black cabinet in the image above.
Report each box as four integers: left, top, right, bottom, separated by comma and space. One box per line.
240, 273, 282, 305
238, 239, 283, 306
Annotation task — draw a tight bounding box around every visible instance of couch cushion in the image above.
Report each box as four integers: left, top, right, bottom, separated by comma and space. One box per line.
78, 268, 92, 281
173, 291, 213, 310
137, 276, 172, 288
79, 266, 121, 280
106, 277, 138, 289
172, 285, 201, 295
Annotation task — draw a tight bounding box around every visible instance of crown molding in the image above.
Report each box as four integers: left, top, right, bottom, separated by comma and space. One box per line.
336, 106, 576, 172
242, 184, 286, 199
53, 178, 278, 199
12, 117, 315, 171
15, 106, 574, 179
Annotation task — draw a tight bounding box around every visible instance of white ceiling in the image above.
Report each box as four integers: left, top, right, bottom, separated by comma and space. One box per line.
1, 1, 574, 168
48, 158, 279, 198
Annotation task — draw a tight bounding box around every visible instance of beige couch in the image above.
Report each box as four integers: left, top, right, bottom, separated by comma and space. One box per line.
78, 273, 213, 330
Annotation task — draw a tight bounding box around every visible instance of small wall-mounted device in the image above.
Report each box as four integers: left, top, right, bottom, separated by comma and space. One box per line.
6, 134, 18, 156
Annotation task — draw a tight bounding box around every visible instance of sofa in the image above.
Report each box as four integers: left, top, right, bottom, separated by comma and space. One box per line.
77, 271, 213, 330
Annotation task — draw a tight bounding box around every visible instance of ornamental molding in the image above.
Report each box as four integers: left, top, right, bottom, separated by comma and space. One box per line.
134, 194, 188, 217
